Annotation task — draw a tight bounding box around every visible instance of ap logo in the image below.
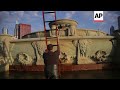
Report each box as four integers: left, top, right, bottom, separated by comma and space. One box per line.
94, 11, 104, 22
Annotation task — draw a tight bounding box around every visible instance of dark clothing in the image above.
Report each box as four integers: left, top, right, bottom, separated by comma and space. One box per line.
44, 65, 58, 79
43, 50, 60, 65
43, 49, 60, 79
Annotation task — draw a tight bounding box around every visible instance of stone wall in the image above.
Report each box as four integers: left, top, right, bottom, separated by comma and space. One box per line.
22, 29, 107, 39
0, 36, 114, 66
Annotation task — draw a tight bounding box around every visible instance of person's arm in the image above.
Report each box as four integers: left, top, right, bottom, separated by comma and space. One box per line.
44, 49, 48, 53
53, 44, 60, 55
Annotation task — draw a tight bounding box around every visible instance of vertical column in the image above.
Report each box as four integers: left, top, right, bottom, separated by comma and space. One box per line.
14, 24, 19, 38
2, 27, 8, 35
118, 16, 120, 30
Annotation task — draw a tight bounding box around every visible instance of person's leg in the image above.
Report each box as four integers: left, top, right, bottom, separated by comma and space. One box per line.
47, 65, 58, 79
45, 65, 55, 79
44, 66, 49, 79
45, 65, 59, 79
53, 64, 58, 79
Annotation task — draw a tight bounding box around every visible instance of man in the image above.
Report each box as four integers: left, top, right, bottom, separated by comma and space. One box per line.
43, 44, 60, 79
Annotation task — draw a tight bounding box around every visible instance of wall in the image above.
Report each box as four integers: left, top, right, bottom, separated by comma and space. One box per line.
22, 28, 107, 39
18, 24, 31, 39
6, 36, 114, 66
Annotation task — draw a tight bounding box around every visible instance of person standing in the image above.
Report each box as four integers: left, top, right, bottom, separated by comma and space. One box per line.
43, 44, 60, 79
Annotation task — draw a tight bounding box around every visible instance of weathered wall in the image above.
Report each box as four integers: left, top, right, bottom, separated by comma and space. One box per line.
22, 29, 107, 39
0, 33, 115, 67
5, 36, 114, 66
0, 35, 15, 72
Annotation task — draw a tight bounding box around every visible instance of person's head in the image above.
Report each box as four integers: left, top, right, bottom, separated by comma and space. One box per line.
47, 44, 53, 51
